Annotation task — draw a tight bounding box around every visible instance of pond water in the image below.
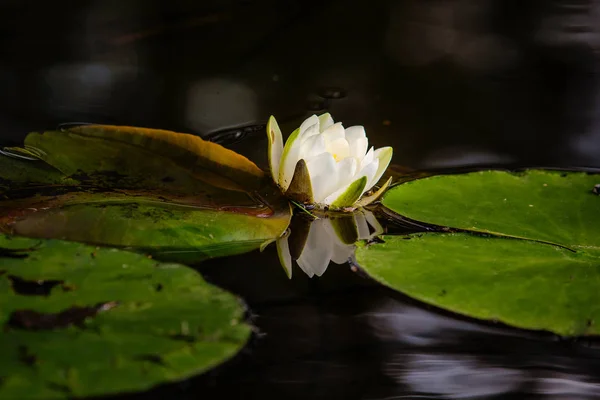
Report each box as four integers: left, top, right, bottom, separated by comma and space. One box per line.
97, 207, 600, 400
3, 1, 600, 399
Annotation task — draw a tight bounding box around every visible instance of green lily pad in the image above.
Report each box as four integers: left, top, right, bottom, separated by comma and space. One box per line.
382, 170, 600, 252
0, 235, 251, 399
356, 234, 600, 336
0, 190, 291, 264
8, 125, 265, 192
0, 156, 78, 188
0, 126, 292, 263
355, 169, 600, 336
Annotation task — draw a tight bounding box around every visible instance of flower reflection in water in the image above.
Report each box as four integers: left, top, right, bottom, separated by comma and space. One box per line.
275, 209, 383, 278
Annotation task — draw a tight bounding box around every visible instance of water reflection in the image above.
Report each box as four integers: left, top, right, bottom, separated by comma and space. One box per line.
123, 276, 600, 400
275, 209, 383, 278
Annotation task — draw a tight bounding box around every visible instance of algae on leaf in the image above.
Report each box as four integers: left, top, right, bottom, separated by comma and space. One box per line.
0, 235, 251, 399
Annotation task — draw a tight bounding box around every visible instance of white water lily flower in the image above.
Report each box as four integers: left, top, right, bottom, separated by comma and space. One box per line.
276, 210, 383, 278
267, 114, 393, 210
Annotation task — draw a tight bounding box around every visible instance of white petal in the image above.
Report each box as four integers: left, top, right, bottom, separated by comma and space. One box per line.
321, 122, 345, 144
299, 133, 326, 160
361, 146, 375, 168
360, 158, 380, 194
297, 219, 333, 277
299, 122, 320, 144
305, 153, 338, 202
335, 156, 359, 183
345, 126, 368, 159
318, 113, 335, 132
278, 129, 302, 190
266, 116, 284, 182
299, 115, 319, 137
314, 156, 358, 202
325, 137, 350, 162
345, 125, 366, 140
368, 146, 394, 189
322, 160, 376, 205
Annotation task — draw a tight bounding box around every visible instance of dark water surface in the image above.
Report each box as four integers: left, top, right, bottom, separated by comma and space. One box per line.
3, 1, 600, 399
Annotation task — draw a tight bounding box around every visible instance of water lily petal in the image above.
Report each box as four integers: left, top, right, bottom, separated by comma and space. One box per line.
305, 153, 338, 202
276, 234, 293, 279
298, 116, 320, 142
345, 126, 368, 159
266, 116, 284, 183
299, 133, 327, 161
361, 146, 374, 169
314, 156, 358, 202
359, 158, 379, 193
278, 128, 301, 189
299, 115, 319, 135
321, 122, 345, 144
318, 113, 335, 132
325, 138, 350, 162
369, 147, 394, 189
297, 219, 333, 277
299, 122, 320, 145
325, 176, 368, 209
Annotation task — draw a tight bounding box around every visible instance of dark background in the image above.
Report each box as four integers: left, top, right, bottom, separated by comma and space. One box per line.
2, 0, 600, 169
3, 1, 600, 399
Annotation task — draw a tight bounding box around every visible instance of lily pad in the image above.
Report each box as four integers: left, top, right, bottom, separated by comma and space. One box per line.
0, 190, 291, 264
0, 235, 251, 399
0, 155, 78, 188
0, 126, 292, 263
355, 169, 600, 336
381, 170, 600, 252
7, 125, 265, 192
356, 234, 600, 336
